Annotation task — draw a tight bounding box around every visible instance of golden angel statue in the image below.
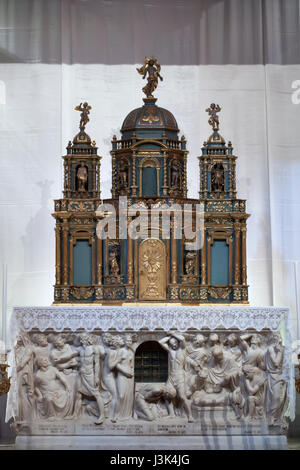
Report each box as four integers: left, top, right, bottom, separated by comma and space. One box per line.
137, 57, 163, 98
75, 102, 92, 131
205, 103, 221, 131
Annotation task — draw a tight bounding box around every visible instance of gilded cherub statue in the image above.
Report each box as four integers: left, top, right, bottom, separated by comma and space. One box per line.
137, 57, 163, 98
205, 103, 221, 131
75, 102, 92, 131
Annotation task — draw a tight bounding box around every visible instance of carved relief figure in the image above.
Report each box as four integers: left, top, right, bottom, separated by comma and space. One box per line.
15, 333, 35, 421
73, 333, 107, 424
34, 357, 72, 420
108, 334, 136, 421
240, 334, 265, 370
211, 163, 224, 192
101, 333, 119, 422
32, 333, 51, 366
134, 383, 176, 421
243, 365, 266, 420
50, 334, 79, 374
159, 332, 194, 422
264, 333, 287, 424
185, 334, 208, 398
137, 57, 163, 98
192, 345, 244, 417
77, 163, 88, 192
224, 333, 243, 366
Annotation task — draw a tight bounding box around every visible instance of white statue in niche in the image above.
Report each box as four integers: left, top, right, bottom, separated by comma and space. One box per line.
223, 333, 243, 366
242, 364, 266, 420
73, 333, 107, 424
34, 357, 72, 420
264, 333, 287, 424
134, 383, 176, 421
240, 333, 265, 370
15, 333, 35, 421
50, 334, 79, 374
159, 332, 194, 422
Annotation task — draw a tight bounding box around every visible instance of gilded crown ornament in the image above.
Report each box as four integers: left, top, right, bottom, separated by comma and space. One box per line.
205, 103, 221, 131
137, 57, 163, 98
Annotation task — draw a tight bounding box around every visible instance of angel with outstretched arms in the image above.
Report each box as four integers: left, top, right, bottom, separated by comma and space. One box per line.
137, 57, 163, 98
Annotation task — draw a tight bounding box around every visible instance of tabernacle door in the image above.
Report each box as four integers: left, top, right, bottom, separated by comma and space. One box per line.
138, 238, 167, 301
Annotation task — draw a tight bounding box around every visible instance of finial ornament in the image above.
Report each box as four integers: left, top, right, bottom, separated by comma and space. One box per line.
75, 102, 92, 132
137, 57, 163, 98
205, 103, 221, 131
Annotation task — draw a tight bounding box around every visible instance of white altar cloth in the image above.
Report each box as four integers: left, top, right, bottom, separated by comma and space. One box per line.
6, 305, 296, 423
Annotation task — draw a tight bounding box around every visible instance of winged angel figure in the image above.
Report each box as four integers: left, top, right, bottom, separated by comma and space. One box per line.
137, 57, 163, 98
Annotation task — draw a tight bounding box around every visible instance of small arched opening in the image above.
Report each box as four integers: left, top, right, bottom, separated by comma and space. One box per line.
134, 341, 168, 383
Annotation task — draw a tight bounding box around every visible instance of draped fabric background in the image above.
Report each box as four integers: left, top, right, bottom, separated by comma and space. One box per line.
0, 0, 300, 342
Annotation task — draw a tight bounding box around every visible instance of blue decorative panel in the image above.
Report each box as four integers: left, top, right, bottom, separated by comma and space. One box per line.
142, 167, 157, 196
210, 239, 229, 285
73, 240, 92, 285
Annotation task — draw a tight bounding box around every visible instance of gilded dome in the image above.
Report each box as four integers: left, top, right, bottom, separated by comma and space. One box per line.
121, 98, 179, 139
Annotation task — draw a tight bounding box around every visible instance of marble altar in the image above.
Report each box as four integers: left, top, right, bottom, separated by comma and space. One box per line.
6, 305, 295, 450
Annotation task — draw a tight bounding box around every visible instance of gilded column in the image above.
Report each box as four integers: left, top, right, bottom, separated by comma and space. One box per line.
55, 224, 61, 285
201, 230, 207, 285
97, 236, 102, 285
234, 221, 241, 285
131, 152, 137, 196
183, 152, 187, 197
241, 225, 247, 285
162, 151, 168, 196
171, 217, 177, 284
127, 222, 134, 284
112, 153, 116, 197
62, 220, 69, 285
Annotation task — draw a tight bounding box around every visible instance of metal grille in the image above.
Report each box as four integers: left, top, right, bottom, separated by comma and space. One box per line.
134, 341, 168, 383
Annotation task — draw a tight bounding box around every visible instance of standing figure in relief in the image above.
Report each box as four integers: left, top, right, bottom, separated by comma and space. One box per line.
240, 333, 265, 370
102, 333, 119, 422
264, 333, 287, 424
73, 333, 106, 424
185, 334, 208, 398
109, 334, 136, 421
242, 365, 266, 420
15, 333, 35, 421
159, 332, 194, 422
50, 335, 80, 415
223, 333, 243, 366
34, 357, 72, 420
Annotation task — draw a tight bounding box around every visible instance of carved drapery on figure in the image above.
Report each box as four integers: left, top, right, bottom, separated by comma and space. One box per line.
12, 323, 290, 434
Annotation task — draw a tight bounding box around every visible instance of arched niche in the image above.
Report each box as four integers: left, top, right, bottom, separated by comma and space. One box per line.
139, 156, 160, 197
134, 340, 168, 383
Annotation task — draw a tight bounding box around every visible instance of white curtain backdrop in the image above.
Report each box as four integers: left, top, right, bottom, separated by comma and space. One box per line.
0, 0, 300, 344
